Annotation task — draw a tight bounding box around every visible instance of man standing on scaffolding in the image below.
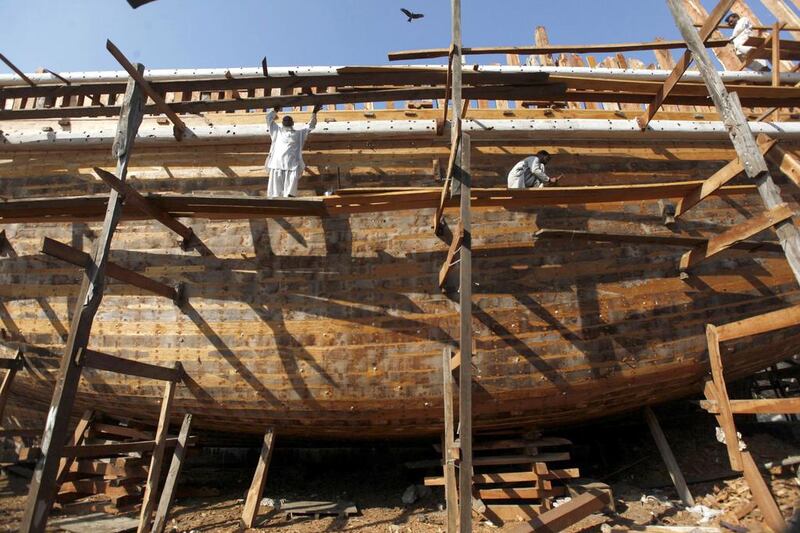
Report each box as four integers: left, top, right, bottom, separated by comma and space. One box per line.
265, 104, 321, 197
726, 13, 770, 72
507, 150, 561, 189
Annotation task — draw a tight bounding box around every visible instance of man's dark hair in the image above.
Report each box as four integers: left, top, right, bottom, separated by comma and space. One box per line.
282, 115, 294, 128
537, 150, 551, 159
725, 13, 739, 26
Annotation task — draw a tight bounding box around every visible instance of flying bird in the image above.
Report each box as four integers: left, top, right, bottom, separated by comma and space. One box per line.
401, 8, 424, 22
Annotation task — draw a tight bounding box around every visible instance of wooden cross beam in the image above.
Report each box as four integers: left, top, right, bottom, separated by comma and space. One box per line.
438, 220, 464, 288
0, 52, 36, 87
62, 436, 196, 458
41, 237, 180, 302
636, 0, 736, 130
106, 40, 188, 141
433, 131, 461, 236
78, 349, 183, 382
93, 167, 195, 248
20, 65, 146, 533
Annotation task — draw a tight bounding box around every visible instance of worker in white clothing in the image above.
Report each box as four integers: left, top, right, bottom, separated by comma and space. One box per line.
265, 104, 321, 197
726, 13, 770, 72
507, 150, 561, 189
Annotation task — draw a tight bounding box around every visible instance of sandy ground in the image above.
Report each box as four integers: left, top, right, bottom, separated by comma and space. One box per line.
0, 410, 798, 532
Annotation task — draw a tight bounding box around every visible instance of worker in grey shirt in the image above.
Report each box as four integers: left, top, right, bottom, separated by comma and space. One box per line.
507, 150, 561, 189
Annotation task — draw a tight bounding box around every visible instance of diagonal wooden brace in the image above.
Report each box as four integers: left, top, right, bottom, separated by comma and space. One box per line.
439, 219, 464, 288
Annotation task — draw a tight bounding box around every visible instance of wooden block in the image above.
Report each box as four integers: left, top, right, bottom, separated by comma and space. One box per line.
505, 489, 611, 533
477, 486, 566, 500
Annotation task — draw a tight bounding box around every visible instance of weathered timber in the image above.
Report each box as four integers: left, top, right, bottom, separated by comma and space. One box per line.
701, 397, 800, 414
764, 139, 800, 188
643, 407, 694, 506
41, 237, 179, 301
241, 427, 276, 529
505, 489, 611, 533
706, 325, 743, 471
668, 0, 800, 285
741, 451, 786, 532
150, 414, 192, 533
439, 220, 464, 288
80, 349, 183, 382
716, 303, 800, 342
637, 0, 736, 129
441, 347, 458, 533
61, 437, 196, 458
20, 65, 145, 533
0, 352, 22, 421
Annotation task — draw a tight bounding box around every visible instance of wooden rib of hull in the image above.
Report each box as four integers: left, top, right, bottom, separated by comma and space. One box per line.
2, 192, 798, 439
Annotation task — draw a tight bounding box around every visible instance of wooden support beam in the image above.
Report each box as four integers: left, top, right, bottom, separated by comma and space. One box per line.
79, 349, 183, 382
93, 167, 194, 247
737, 29, 777, 71
643, 406, 694, 506
56, 410, 95, 484
106, 40, 187, 141
741, 451, 786, 532
0, 351, 22, 423
42, 237, 179, 301
61, 436, 196, 458
716, 303, 800, 342
675, 137, 778, 218
433, 132, 460, 235
150, 413, 192, 533
138, 365, 180, 533
764, 140, 800, 188
773, 23, 782, 88
637, 0, 736, 129
679, 203, 794, 271
441, 347, 458, 533
701, 397, 800, 414
441, 46, 456, 134
0, 52, 36, 87
439, 220, 464, 288
705, 325, 743, 471
667, 0, 800, 286
533, 228, 782, 253
388, 38, 732, 60
505, 489, 611, 533
20, 65, 145, 533
241, 427, 276, 529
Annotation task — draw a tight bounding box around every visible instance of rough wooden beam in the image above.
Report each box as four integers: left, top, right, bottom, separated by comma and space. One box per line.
643, 406, 694, 506
93, 167, 194, 247
676, 137, 778, 218
138, 365, 180, 533
668, 0, 800, 286
61, 437, 196, 458
241, 427, 276, 529
441, 347, 458, 533
439, 220, 464, 288
705, 326, 743, 471
505, 489, 611, 533
388, 38, 732, 60
637, 0, 736, 129
701, 397, 800, 414
764, 140, 800, 187
0, 351, 23, 422
150, 413, 192, 533
0, 52, 36, 87
79, 349, 183, 382
741, 451, 786, 532
20, 64, 145, 533
56, 410, 95, 484
106, 40, 187, 140
716, 303, 800, 342
41, 237, 179, 301
679, 203, 794, 271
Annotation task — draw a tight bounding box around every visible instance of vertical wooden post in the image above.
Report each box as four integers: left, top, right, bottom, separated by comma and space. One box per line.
151, 414, 193, 533
442, 347, 458, 533
666, 0, 800, 286
449, 0, 463, 199
643, 406, 694, 506
0, 351, 22, 422
56, 410, 94, 484
740, 450, 786, 532
241, 427, 276, 529
772, 23, 781, 88
20, 65, 145, 533
706, 325, 743, 471
138, 363, 181, 533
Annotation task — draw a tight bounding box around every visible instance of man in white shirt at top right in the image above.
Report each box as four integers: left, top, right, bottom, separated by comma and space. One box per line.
726, 12, 770, 72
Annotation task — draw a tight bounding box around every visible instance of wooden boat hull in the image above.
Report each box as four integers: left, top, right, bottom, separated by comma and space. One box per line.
2, 190, 799, 439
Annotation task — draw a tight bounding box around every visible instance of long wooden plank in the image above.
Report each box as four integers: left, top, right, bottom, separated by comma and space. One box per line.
478, 486, 566, 500
680, 203, 794, 270
425, 468, 579, 486
388, 38, 732, 60
716, 303, 800, 342
740, 451, 786, 532
241, 427, 276, 529
106, 40, 187, 139
138, 367, 180, 533
42, 237, 178, 301
151, 414, 192, 533
643, 407, 694, 506
637, 0, 736, 129
505, 490, 611, 533
701, 397, 800, 414
765, 141, 800, 188
675, 137, 779, 218
62, 437, 196, 458
668, 0, 800, 286
534, 228, 782, 253
20, 66, 146, 533
81, 349, 183, 382
705, 326, 743, 471
93, 167, 194, 245
441, 347, 458, 533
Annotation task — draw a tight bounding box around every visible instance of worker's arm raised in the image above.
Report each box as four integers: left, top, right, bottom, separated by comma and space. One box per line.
307, 104, 321, 132
266, 107, 279, 135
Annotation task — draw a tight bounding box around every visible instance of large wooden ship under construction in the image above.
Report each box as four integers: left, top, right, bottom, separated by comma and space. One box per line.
2, 0, 800, 449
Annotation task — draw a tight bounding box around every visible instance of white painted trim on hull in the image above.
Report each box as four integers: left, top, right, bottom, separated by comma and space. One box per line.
2, 119, 800, 149
1, 65, 799, 86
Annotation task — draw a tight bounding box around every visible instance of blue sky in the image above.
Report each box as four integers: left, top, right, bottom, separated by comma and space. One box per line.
0, 0, 782, 74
